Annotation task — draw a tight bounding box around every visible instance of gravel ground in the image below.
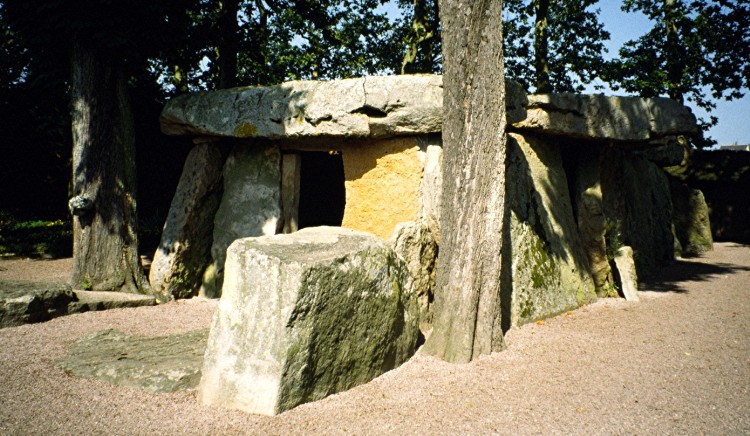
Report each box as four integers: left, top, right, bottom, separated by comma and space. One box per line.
0, 242, 748, 435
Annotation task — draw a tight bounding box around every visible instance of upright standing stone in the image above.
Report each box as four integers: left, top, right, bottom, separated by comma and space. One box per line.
571, 148, 618, 297
199, 227, 419, 416
341, 137, 423, 239
149, 143, 227, 300
601, 149, 675, 277
506, 134, 597, 326
669, 178, 713, 256
201, 144, 281, 298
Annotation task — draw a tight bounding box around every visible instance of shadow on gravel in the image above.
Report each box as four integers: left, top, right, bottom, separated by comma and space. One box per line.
640, 257, 750, 294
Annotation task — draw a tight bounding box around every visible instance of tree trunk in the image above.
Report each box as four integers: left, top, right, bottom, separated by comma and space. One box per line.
422, 0, 507, 363
400, 0, 438, 74
69, 40, 151, 295
218, 0, 239, 89
534, 0, 551, 93
664, 0, 684, 103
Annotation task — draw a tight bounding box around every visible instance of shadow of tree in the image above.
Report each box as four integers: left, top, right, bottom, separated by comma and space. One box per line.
640, 255, 750, 293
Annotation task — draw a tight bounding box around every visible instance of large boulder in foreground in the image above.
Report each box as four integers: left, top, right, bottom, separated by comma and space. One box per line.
199, 227, 419, 416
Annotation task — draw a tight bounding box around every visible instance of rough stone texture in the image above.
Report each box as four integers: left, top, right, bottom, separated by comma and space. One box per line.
601, 149, 675, 277
570, 150, 618, 298
199, 227, 419, 416
389, 221, 438, 335
636, 137, 688, 167
67, 290, 156, 313
0, 280, 74, 328
161, 75, 443, 139
670, 150, 750, 244
613, 246, 639, 302
341, 137, 422, 239
513, 94, 699, 141
506, 133, 597, 327
150, 143, 227, 300
201, 144, 281, 298
161, 75, 529, 141
418, 136, 443, 243
669, 178, 713, 256
55, 329, 208, 393
505, 80, 529, 125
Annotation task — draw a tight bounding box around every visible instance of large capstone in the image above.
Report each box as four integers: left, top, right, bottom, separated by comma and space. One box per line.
150, 142, 227, 300
198, 226, 419, 416
513, 94, 699, 141
160, 75, 528, 140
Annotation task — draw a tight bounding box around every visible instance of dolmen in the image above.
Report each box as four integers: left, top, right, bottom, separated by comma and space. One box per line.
153, 74, 710, 414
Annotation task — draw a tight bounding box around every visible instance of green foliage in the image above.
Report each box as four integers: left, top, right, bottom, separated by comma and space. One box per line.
503, 0, 611, 93
605, 0, 750, 144
0, 213, 72, 258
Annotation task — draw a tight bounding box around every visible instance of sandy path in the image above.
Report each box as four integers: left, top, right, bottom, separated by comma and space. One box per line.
0, 242, 748, 435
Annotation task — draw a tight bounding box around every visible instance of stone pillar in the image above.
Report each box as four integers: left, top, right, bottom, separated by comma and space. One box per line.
200, 144, 282, 298
149, 142, 227, 300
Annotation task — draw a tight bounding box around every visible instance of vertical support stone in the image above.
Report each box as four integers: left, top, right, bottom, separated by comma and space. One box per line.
281, 153, 301, 234
200, 144, 281, 298
149, 143, 227, 300
341, 137, 422, 239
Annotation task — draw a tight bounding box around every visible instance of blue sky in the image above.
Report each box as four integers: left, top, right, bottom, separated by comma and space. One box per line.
380, 1, 749, 146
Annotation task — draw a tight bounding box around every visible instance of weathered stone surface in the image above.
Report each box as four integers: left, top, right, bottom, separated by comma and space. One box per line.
637, 137, 688, 167
67, 290, 156, 313
55, 329, 208, 393
199, 227, 419, 416
201, 144, 281, 298
161, 75, 529, 141
505, 80, 529, 125
390, 221, 438, 335
670, 178, 713, 256
150, 143, 227, 300
506, 134, 597, 327
341, 137, 423, 239
0, 280, 74, 328
601, 149, 675, 277
613, 246, 639, 302
161, 75, 443, 139
418, 136, 443, 243
513, 94, 699, 141
571, 150, 618, 298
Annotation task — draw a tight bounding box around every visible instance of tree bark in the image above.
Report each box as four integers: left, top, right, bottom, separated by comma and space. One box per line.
534, 0, 551, 93
218, 0, 239, 89
70, 40, 151, 295
400, 0, 439, 74
664, 0, 684, 103
422, 0, 507, 363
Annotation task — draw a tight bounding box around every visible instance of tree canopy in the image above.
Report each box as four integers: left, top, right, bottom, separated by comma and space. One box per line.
605, 0, 750, 136
503, 0, 610, 93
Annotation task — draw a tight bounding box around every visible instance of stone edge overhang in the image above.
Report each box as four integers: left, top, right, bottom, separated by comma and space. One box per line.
161, 75, 698, 146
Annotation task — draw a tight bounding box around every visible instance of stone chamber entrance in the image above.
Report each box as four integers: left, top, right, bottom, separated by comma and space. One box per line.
297, 151, 345, 229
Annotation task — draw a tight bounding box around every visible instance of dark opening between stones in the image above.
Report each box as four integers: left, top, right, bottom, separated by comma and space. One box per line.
298, 151, 346, 229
